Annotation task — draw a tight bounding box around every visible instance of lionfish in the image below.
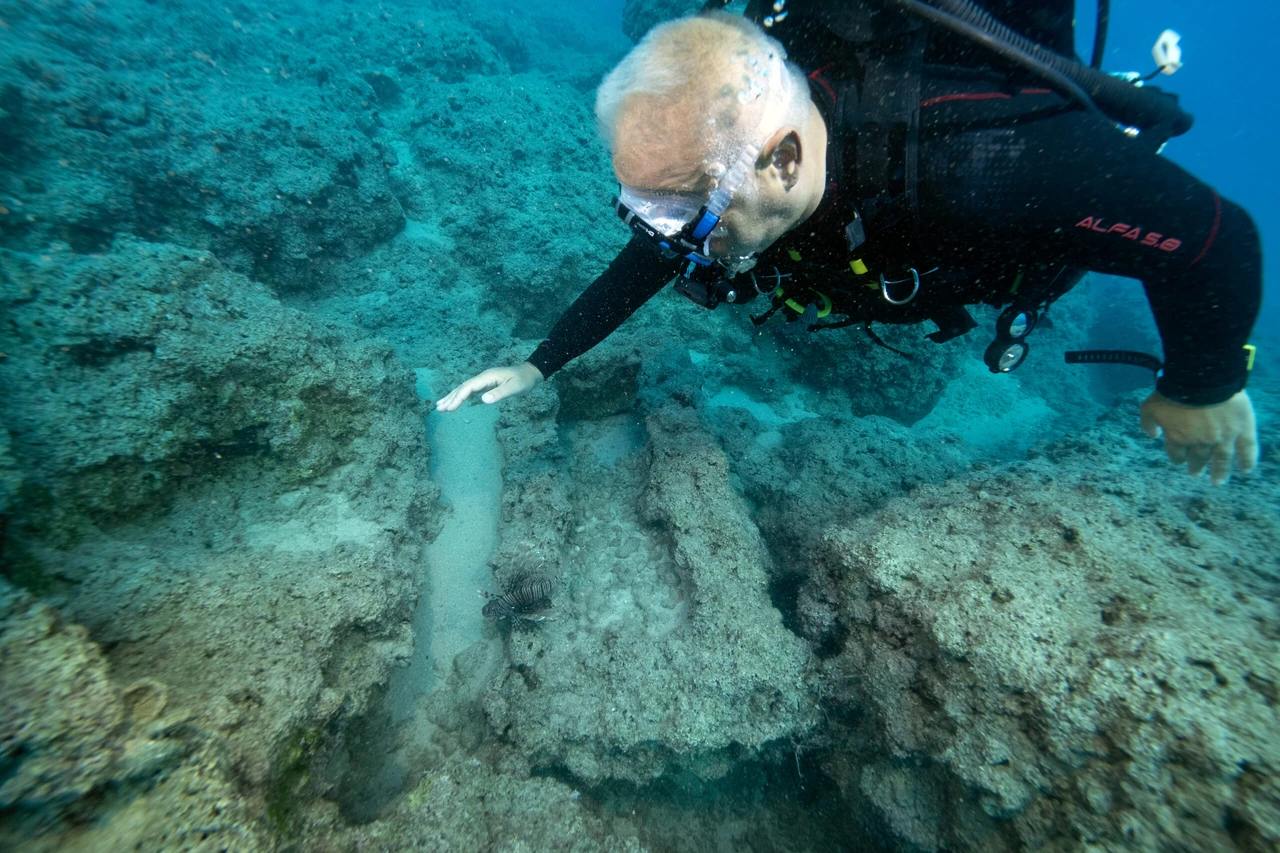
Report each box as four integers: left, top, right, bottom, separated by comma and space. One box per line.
481, 547, 558, 623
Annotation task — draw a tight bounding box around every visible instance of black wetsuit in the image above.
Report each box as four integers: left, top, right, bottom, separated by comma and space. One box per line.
528, 28, 1261, 407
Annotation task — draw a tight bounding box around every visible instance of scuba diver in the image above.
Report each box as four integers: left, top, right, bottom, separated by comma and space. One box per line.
437, 0, 1262, 486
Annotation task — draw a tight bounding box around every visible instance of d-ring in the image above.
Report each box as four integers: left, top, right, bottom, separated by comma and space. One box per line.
881, 268, 920, 305
751, 266, 791, 297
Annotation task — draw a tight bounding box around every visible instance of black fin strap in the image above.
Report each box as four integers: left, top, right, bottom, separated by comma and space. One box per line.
864, 322, 916, 360
751, 301, 784, 327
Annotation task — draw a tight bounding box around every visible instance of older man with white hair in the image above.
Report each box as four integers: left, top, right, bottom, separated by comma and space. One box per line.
438, 6, 1261, 486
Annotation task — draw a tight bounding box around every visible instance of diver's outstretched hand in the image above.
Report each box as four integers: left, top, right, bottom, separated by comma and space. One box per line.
1139, 390, 1258, 485
435, 362, 544, 412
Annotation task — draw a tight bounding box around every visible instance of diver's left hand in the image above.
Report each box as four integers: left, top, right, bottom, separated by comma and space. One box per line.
1139, 390, 1258, 485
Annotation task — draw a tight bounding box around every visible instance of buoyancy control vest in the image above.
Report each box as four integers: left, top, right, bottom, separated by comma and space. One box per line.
734, 0, 1192, 137
685, 0, 1185, 369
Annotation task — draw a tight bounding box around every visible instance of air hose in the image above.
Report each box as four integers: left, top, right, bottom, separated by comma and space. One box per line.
879, 0, 1194, 137
1065, 350, 1163, 374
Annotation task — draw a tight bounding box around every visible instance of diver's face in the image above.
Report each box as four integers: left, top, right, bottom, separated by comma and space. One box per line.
705, 175, 796, 263
613, 100, 826, 273
703, 129, 813, 264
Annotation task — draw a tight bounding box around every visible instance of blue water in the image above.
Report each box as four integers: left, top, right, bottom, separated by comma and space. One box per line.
1, 2, 1275, 851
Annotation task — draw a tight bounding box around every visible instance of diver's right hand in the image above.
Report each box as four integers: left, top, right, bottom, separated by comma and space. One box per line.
434, 362, 544, 412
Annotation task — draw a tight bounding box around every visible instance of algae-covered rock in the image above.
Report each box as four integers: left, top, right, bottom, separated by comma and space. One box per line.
0, 236, 424, 540
0, 582, 271, 851
812, 402, 1280, 851
556, 352, 643, 422
0, 427, 19, 517
0, 230, 438, 845
484, 402, 817, 785
0, 0, 406, 292
313, 756, 648, 852
621, 0, 703, 42
0, 590, 124, 812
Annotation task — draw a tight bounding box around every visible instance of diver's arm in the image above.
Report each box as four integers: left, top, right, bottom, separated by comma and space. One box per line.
1044, 131, 1262, 405
1113, 191, 1261, 483
1042, 133, 1261, 481
924, 110, 1260, 403
436, 238, 674, 412
527, 236, 677, 378
1134, 194, 1261, 406
920, 109, 1261, 480
1052, 177, 1262, 406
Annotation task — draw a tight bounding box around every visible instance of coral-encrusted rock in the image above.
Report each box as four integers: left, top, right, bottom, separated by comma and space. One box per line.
0, 236, 423, 538
0, 1, 410, 293
0, 583, 271, 851
621, 0, 702, 42
0, 593, 124, 811
1, 231, 437, 839
814, 414, 1280, 851
309, 757, 648, 852
484, 403, 817, 784
0, 428, 19, 518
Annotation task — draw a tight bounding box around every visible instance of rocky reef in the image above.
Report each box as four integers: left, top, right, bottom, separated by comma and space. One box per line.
0, 231, 437, 845
1, 238, 425, 537
621, 0, 703, 42
0, 584, 273, 851
806, 397, 1280, 850
0, 2, 443, 839
1, 0, 1276, 851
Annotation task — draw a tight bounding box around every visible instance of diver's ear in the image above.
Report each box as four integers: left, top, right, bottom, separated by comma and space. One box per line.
760, 128, 802, 191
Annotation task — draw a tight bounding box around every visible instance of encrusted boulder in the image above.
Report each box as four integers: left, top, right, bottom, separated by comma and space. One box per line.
484, 402, 817, 784
0, 583, 271, 851
813, 406, 1280, 850
0, 236, 427, 540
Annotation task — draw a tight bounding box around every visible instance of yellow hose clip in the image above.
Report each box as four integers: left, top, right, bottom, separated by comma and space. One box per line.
1244, 344, 1256, 371
783, 291, 832, 318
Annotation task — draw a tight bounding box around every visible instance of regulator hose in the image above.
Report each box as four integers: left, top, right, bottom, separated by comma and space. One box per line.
881, 0, 1194, 137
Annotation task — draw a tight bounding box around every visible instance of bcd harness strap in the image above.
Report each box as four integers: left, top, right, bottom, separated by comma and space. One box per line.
762, 40, 967, 348
850, 30, 925, 246
779, 53, 1090, 355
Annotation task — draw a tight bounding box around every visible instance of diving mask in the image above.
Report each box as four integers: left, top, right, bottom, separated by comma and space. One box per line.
613, 136, 763, 278
616, 186, 706, 239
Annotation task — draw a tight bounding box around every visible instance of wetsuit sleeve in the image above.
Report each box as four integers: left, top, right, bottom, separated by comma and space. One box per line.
527, 236, 678, 378
920, 109, 1262, 406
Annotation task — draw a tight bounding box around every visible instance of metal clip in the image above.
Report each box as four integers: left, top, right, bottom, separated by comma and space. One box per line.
880, 268, 920, 305
751, 266, 791, 297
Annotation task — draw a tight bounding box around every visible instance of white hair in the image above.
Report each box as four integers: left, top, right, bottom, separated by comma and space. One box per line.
595, 13, 813, 185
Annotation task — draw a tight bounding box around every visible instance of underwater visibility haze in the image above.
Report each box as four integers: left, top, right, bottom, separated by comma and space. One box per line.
0, 0, 1276, 850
